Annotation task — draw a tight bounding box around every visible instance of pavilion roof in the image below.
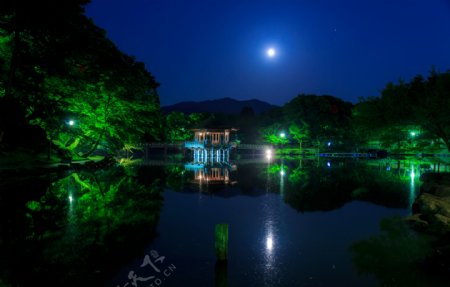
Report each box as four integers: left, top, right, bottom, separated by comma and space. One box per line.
190, 127, 239, 132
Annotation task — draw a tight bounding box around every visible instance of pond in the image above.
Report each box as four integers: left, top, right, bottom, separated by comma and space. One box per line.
1, 156, 449, 287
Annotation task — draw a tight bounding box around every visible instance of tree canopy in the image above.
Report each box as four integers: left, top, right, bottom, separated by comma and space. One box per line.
257, 94, 353, 148
0, 0, 162, 158
354, 70, 450, 152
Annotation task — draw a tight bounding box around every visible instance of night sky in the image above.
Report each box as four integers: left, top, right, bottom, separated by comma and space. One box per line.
86, 0, 450, 106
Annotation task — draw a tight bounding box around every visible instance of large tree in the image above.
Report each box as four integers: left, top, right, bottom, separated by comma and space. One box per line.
0, 0, 162, 158
285, 95, 352, 141
354, 71, 450, 152
289, 121, 310, 151
164, 112, 204, 143
259, 123, 289, 145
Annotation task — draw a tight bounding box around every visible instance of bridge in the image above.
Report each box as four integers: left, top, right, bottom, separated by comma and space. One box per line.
138, 142, 272, 151
237, 144, 273, 150
133, 143, 381, 158
318, 152, 377, 158
140, 143, 183, 149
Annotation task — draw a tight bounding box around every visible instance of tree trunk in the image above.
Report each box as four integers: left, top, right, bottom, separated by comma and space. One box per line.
445, 138, 450, 153
80, 128, 105, 158
81, 87, 113, 158
434, 125, 450, 153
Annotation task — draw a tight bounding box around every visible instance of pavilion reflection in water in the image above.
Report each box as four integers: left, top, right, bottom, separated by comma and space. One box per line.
184, 128, 238, 186
184, 156, 237, 186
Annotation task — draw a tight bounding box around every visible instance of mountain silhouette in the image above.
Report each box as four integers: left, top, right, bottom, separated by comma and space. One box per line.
162, 97, 277, 115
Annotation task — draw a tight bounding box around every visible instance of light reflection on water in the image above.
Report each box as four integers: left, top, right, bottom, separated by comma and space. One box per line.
121, 156, 450, 286
409, 164, 417, 214
260, 201, 280, 286
27, 155, 442, 287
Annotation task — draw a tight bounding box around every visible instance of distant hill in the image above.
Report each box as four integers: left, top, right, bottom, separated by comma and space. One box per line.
162, 97, 277, 115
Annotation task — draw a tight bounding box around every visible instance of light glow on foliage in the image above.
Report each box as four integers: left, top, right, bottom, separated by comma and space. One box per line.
26, 201, 41, 211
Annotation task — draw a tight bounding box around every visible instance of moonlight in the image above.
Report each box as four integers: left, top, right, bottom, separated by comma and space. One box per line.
267, 48, 276, 57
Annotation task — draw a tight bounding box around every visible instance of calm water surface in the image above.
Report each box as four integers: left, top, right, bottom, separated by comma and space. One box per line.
1, 157, 449, 287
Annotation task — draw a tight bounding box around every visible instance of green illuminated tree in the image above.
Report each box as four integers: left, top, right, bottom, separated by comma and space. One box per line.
0, 0, 162, 158
355, 70, 450, 152
164, 112, 204, 143
259, 124, 289, 145
411, 71, 450, 152
36, 66, 160, 157
289, 121, 310, 151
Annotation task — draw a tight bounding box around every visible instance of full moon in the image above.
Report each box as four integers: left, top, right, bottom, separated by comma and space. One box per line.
267, 48, 276, 57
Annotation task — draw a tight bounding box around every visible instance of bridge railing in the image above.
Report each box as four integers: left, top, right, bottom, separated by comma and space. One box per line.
184, 141, 240, 149
141, 142, 184, 148
237, 144, 273, 150
137, 142, 274, 151
318, 152, 377, 158
184, 141, 206, 149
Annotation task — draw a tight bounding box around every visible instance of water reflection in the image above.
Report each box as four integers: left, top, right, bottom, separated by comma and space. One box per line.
261, 197, 280, 287
281, 158, 431, 212
266, 235, 274, 251
162, 156, 435, 211
350, 217, 448, 287
184, 152, 237, 189
279, 168, 285, 199
3, 156, 449, 286
138, 155, 450, 214
0, 166, 163, 287
134, 157, 450, 287
409, 164, 417, 213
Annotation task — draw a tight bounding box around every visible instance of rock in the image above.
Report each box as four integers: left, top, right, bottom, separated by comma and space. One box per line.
433, 214, 450, 235
411, 172, 450, 275
404, 214, 429, 231
414, 193, 450, 217
417, 173, 450, 235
